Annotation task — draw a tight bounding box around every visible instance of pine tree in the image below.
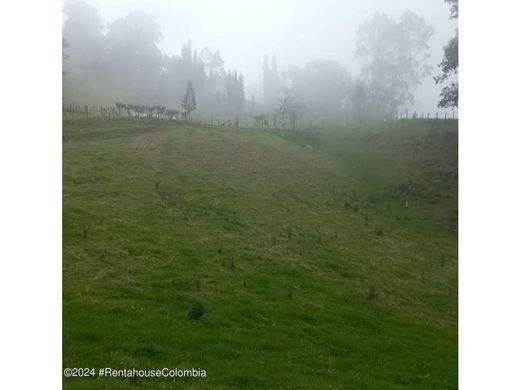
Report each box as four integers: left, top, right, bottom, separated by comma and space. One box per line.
238, 74, 245, 114
182, 80, 196, 120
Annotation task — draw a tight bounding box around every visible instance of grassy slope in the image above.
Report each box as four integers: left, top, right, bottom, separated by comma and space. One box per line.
63, 118, 457, 389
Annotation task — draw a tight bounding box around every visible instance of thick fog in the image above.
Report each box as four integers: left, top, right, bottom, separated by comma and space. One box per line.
63, 0, 458, 121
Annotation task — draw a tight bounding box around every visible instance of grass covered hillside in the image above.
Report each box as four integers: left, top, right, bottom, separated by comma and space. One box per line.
63, 118, 458, 389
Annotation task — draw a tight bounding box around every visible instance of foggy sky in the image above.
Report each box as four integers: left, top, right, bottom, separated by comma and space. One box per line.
79, 0, 457, 112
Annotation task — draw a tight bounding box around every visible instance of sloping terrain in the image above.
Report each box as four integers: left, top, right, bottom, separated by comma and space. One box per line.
63, 118, 457, 389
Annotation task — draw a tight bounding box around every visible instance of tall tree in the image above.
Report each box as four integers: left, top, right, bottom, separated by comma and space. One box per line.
237, 74, 245, 114
106, 12, 162, 76
278, 91, 305, 129
356, 11, 433, 119
182, 81, 196, 120
62, 38, 70, 76
435, 0, 458, 108
263, 54, 281, 109
283, 61, 352, 120
62, 0, 105, 66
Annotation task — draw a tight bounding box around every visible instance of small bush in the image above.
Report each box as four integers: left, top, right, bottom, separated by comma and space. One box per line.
81, 223, 90, 239
367, 193, 382, 203
367, 285, 378, 300
374, 225, 384, 236
188, 301, 204, 320
217, 244, 223, 254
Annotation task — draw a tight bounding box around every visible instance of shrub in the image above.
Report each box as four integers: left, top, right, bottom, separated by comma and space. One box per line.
374, 225, 384, 236
188, 301, 204, 320
367, 285, 378, 300
367, 193, 382, 203
81, 223, 90, 239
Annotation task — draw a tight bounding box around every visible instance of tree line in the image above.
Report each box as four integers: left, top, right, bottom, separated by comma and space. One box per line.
63, 0, 457, 125
62, 0, 244, 119
260, 1, 458, 126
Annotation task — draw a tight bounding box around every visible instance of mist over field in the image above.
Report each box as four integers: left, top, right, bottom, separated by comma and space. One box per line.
63, 0, 458, 121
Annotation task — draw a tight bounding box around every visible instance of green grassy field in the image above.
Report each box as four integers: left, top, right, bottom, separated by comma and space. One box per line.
63, 118, 457, 389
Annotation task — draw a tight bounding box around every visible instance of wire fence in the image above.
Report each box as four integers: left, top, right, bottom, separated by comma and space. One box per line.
62, 104, 458, 130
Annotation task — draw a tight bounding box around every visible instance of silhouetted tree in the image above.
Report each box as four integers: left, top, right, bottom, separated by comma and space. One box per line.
435, 0, 458, 108
278, 92, 305, 129
283, 61, 352, 120
106, 10, 163, 94
356, 11, 433, 119
182, 81, 196, 120
63, 0, 105, 66
62, 38, 70, 76
224, 70, 245, 116
62, 38, 70, 60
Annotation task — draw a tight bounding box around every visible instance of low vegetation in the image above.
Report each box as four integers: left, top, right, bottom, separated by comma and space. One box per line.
63, 117, 457, 389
